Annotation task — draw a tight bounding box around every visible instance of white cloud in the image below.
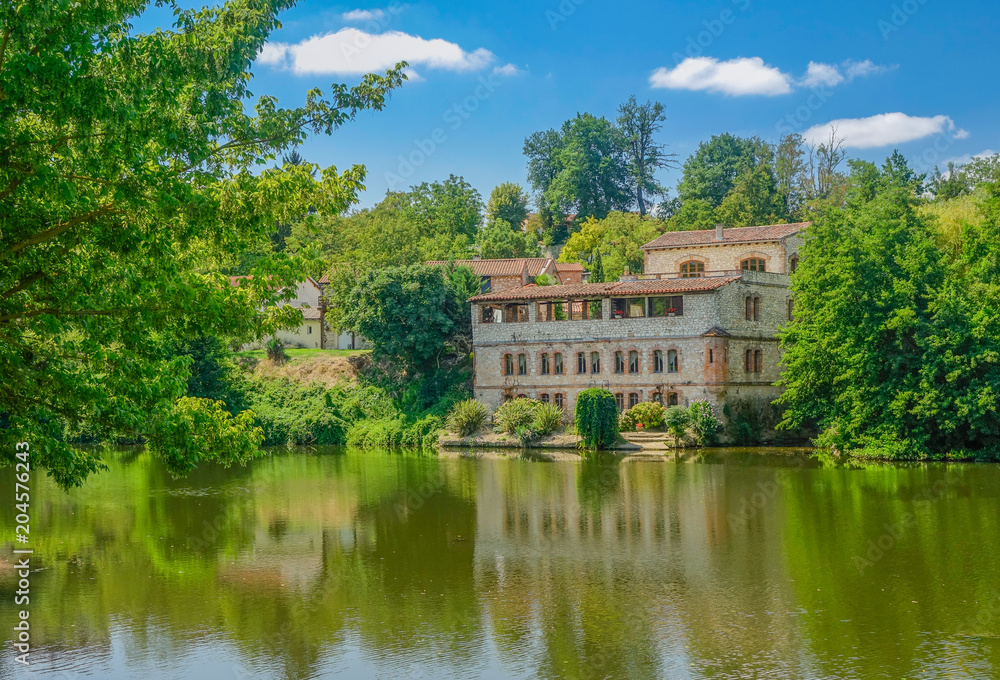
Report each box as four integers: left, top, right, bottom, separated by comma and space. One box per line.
803, 113, 969, 149
843, 59, 889, 79
342, 8, 386, 22
492, 63, 523, 76
942, 149, 997, 167
802, 62, 844, 88
258, 29, 494, 75
650, 57, 792, 96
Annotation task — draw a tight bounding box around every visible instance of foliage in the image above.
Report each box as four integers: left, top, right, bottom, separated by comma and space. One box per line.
532, 402, 565, 435
618, 409, 637, 432
574, 389, 619, 449
688, 401, 722, 446
446, 399, 489, 437
663, 406, 690, 446
616, 96, 677, 216
475, 219, 540, 259
626, 401, 666, 429
723, 397, 777, 446
265, 338, 289, 365
558, 211, 667, 281
161, 335, 245, 412
405, 174, 484, 259
676, 133, 776, 209
0, 0, 405, 486
493, 398, 539, 435
486, 182, 530, 227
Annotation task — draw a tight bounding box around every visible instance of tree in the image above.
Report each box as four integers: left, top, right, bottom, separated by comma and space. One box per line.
486, 182, 530, 228
0, 1, 405, 486
574, 388, 619, 449
616, 96, 677, 216
775, 133, 809, 218
676, 133, 775, 209
714, 163, 787, 227
340, 265, 471, 374
559, 212, 667, 281
475, 219, 540, 259
404, 175, 483, 259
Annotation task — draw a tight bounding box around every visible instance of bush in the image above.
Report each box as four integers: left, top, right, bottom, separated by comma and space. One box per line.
618, 409, 637, 432
627, 401, 665, 429
446, 399, 489, 436
574, 388, 618, 449
689, 400, 721, 446
493, 397, 538, 435
265, 337, 288, 365
532, 402, 564, 435
664, 406, 690, 446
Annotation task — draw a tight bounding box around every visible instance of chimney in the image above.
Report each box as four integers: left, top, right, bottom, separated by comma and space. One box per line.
715, 223, 725, 241
472, 254, 481, 260
618, 266, 637, 282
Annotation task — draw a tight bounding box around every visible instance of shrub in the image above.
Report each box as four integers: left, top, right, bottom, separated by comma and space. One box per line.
532, 402, 564, 435
723, 397, 776, 445
574, 388, 618, 449
689, 400, 721, 446
493, 397, 538, 435
265, 337, 288, 365
446, 399, 489, 436
627, 401, 666, 429
401, 415, 444, 448
664, 406, 690, 446
618, 409, 637, 432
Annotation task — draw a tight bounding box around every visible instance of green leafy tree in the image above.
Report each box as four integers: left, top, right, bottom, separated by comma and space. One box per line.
616, 96, 677, 216
405, 174, 483, 259
574, 389, 619, 449
676, 133, 775, 209
485, 182, 530, 227
714, 163, 788, 227
559, 212, 666, 281
0, 0, 405, 486
475, 219, 540, 259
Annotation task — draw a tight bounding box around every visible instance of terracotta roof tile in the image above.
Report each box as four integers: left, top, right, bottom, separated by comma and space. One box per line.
299, 307, 322, 320
426, 259, 527, 277
469, 276, 739, 302
554, 262, 585, 271
641, 222, 808, 250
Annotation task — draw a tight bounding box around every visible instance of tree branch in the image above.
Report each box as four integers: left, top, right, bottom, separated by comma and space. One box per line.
3, 203, 114, 259
0, 270, 45, 299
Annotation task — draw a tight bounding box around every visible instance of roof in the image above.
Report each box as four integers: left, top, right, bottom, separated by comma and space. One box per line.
469, 276, 740, 302
641, 222, 808, 250
317, 275, 330, 284
554, 262, 585, 272
299, 307, 322, 320
523, 257, 554, 277
426, 258, 540, 277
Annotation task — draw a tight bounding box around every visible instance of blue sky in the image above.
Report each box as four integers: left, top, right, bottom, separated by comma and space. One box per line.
147, 0, 999, 208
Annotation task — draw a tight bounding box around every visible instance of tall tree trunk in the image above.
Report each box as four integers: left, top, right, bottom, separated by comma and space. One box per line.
636, 186, 645, 216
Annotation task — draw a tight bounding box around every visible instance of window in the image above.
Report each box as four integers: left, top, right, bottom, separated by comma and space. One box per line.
554, 393, 564, 409
745, 349, 753, 373
614, 351, 625, 374
649, 296, 684, 317
504, 354, 514, 376
629, 350, 639, 374
680, 260, 705, 277
755, 350, 763, 373
745, 296, 753, 321
615, 393, 624, 411
577, 352, 587, 374
591, 351, 601, 374
517, 353, 527, 376
745, 296, 761, 321
540, 393, 550, 403
541, 353, 550, 375
667, 349, 678, 373
503, 303, 529, 322
628, 393, 639, 408
554, 352, 564, 375
667, 393, 679, 406
481, 305, 497, 323
653, 350, 664, 373
789, 255, 799, 273
589, 300, 603, 319
753, 296, 761, 321
611, 298, 645, 318
538, 300, 569, 322
652, 392, 663, 404
741, 258, 766, 272
307, 325, 312, 334
787, 298, 794, 321
480, 276, 492, 293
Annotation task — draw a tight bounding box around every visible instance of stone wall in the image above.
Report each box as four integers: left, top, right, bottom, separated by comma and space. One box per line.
644, 237, 801, 276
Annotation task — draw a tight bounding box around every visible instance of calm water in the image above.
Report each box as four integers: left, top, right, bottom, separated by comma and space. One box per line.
2, 448, 999, 679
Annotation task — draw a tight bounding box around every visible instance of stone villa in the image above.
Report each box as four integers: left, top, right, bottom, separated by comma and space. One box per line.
467, 222, 806, 417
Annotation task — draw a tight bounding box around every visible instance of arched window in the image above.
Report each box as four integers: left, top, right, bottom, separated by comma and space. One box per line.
577, 352, 587, 374
628, 350, 639, 373
667, 393, 679, 406
741, 258, 766, 272
653, 350, 664, 373
504, 354, 514, 376
680, 261, 705, 278
554, 352, 564, 375
614, 351, 625, 374
746, 295, 761, 321
667, 349, 679, 373
789, 254, 799, 272
517, 353, 527, 376
541, 353, 550, 375
652, 392, 663, 404
753, 296, 761, 321
787, 298, 794, 321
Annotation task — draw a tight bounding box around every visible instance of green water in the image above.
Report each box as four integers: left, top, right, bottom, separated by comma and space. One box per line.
2, 448, 999, 679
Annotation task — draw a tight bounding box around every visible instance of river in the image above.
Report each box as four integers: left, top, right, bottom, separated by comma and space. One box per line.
1, 447, 999, 679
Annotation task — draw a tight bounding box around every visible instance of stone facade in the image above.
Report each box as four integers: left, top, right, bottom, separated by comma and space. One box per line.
467, 224, 807, 427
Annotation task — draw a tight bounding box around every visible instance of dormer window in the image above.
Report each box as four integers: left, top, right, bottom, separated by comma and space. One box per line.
741, 258, 766, 272
680, 261, 705, 278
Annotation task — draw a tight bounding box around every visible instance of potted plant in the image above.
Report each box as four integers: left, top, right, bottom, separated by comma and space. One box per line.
666, 307, 678, 317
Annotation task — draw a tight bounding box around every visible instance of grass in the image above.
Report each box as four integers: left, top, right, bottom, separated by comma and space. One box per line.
238, 348, 371, 360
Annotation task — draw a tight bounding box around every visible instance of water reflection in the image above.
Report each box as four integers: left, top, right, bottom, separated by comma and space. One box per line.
1, 448, 999, 679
